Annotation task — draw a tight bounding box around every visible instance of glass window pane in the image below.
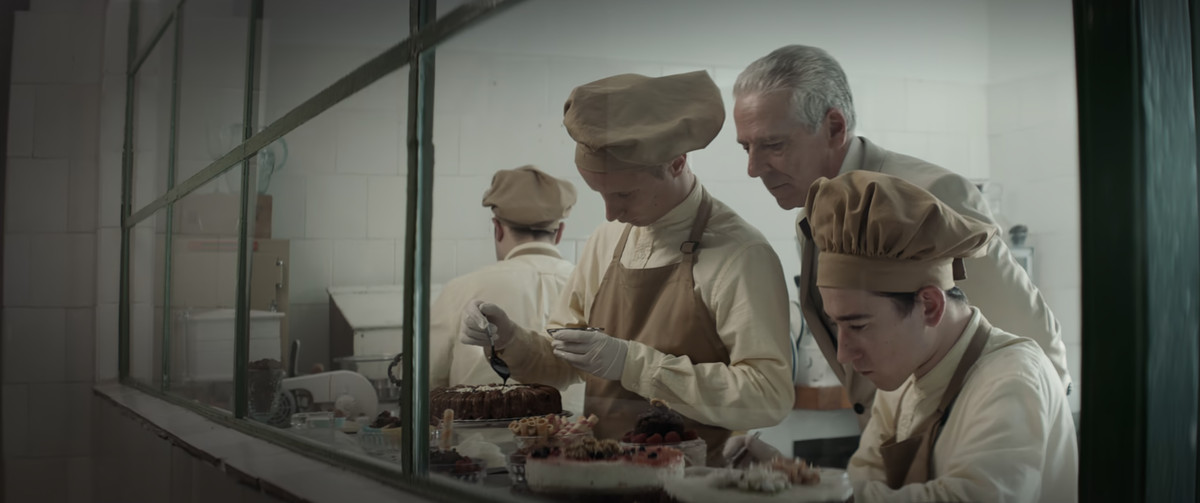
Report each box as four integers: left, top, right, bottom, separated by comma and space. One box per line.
259, 0, 409, 124
132, 22, 175, 212
165, 166, 245, 412
136, 0, 175, 61
129, 208, 168, 389
239, 68, 409, 458
175, 0, 251, 184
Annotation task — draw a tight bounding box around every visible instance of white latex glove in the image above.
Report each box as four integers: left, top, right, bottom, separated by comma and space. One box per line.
722, 434, 783, 468
459, 300, 516, 350
550, 329, 628, 380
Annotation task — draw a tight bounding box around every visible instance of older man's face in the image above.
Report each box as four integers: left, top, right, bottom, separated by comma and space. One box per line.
734, 91, 842, 210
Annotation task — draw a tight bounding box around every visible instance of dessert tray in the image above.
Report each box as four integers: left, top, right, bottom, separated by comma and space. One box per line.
663, 466, 853, 503
452, 410, 572, 428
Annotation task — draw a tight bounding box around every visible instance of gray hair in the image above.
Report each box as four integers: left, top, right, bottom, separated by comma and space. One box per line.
733, 45, 856, 133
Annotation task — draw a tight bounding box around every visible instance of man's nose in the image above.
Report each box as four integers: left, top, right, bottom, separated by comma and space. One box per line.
836, 333, 858, 364
746, 149, 768, 178
604, 203, 622, 222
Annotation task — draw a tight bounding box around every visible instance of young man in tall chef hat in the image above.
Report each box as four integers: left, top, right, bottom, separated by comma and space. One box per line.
458, 71, 795, 466
429, 166, 579, 403
735, 171, 1078, 501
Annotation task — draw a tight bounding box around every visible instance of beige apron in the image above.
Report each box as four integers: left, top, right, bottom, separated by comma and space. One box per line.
584, 188, 732, 467
880, 317, 991, 489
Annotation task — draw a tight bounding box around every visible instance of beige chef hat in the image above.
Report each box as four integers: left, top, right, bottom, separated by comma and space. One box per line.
563, 70, 724, 173
481, 165, 577, 231
804, 171, 997, 292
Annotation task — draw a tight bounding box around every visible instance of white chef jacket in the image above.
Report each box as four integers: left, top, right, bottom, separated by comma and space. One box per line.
499, 181, 795, 431
848, 308, 1079, 502
429, 242, 574, 388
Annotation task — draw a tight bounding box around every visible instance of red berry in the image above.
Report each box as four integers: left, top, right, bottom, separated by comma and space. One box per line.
683, 430, 698, 440
646, 433, 663, 444
664, 431, 681, 443
631, 433, 648, 444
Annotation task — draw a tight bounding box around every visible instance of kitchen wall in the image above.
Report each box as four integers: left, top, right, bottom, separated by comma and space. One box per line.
3, 0, 109, 500
986, 0, 1082, 412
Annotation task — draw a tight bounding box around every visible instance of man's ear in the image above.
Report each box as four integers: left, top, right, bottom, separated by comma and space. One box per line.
917, 285, 947, 327
554, 222, 565, 244
824, 108, 849, 147
668, 153, 687, 176
492, 218, 504, 242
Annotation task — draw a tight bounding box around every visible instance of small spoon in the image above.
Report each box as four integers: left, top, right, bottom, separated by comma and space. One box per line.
487, 323, 511, 385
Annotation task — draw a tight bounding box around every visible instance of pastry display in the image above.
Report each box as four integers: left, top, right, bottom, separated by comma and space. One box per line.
620, 399, 705, 466
429, 384, 562, 421
509, 413, 598, 449
524, 437, 685, 494
706, 465, 792, 493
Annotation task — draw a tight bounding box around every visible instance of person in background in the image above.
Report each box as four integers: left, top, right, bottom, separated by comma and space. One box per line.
459, 71, 795, 465
736, 171, 1078, 501
730, 44, 1071, 428
428, 166, 579, 401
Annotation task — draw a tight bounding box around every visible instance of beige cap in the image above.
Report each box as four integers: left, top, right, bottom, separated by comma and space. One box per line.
481, 165, 577, 231
804, 171, 996, 292
563, 71, 724, 173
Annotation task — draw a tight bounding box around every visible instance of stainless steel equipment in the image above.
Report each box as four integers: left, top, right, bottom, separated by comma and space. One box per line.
333, 354, 402, 402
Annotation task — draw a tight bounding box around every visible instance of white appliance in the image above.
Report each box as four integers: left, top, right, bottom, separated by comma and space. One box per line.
327, 285, 405, 357
279, 370, 379, 418
183, 308, 285, 381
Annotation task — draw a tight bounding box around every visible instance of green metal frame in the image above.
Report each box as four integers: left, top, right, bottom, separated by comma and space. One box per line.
118, 0, 530, 500
1075, 0, 1200, 501
159, 1, 185, 392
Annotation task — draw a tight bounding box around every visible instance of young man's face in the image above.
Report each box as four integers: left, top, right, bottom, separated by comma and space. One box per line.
733, 90, 843, 210
577, 164, 683, 227
819, 287, 936, 391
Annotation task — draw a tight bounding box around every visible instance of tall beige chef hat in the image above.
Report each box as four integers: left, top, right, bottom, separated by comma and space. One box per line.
563, 70, 724, 173
481, 165, 577, 231
804, 171, 997, 292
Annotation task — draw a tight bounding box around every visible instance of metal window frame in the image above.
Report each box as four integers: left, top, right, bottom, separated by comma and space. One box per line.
118, 0, 529, 500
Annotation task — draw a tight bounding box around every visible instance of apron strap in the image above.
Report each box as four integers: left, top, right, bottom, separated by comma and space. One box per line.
611, 224, 634, 264
680, 188, 713, 262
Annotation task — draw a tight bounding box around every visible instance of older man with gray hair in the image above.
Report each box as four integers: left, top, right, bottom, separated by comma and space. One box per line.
728, 44, 1071, 429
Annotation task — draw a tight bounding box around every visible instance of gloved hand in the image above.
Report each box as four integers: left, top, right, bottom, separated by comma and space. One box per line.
722, 434, 782, 468
459, 300, 517, 351
550, 329, 629, 380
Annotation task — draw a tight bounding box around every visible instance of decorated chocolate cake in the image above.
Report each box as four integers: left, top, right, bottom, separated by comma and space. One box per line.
429, 384, 562, 421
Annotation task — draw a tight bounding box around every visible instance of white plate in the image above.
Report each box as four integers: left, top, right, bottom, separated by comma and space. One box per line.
664, 467, 852, 503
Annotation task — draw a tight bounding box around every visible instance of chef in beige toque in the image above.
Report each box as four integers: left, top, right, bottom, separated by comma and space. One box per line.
460, 71, 795, 466
732, 45, 1071, 430
429, 166, 579, 392
733, 171, 1078, 502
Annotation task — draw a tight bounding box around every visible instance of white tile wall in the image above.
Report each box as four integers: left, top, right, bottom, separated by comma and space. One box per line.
5, 158, 70, 233
266, 173, 308, 240
68, 158, 99, 231
66, 308, 97, 382
366, 176, 406, 239
335, 109, 402, 176
8, 84, 35, 157
95, 303, 119, 381
3, 233, 31, 306
2, 384, 29, 457
34, 84, 100, 159
5, 458, 69, 502
2, 308, 68, 383
305, 176, 368, 239
331, 240, 396, 287
289, 239, 334, 304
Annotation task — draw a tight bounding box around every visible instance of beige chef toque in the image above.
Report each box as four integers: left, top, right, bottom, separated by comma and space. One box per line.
804, 171, 997, 292
481, 165, 577, 231
562, 70, 724, 173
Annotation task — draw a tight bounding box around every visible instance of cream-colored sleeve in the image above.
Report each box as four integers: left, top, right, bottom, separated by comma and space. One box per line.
854, 369, 1057, 502
926, 174, 1072, 392
619, 242, 794, 430
427, 280, 463, 390
848, 391, 893, 495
